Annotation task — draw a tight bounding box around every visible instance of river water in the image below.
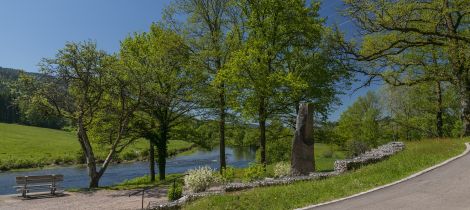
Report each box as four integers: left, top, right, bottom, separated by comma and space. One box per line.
0, 146, 256, 195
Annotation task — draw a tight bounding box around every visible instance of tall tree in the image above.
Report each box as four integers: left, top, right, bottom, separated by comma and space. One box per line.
167, 0, 242, 171
339, 0, 470, 136
222, 0, 323, 165
120, 24, 203, 180
21, 41, 144, 188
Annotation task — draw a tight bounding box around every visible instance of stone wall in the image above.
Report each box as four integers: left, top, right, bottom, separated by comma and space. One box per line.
150, 141, 405, 210
334, 141, 405, 173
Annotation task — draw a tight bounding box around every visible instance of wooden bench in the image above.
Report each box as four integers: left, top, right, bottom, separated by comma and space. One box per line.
14, 175, 64, 198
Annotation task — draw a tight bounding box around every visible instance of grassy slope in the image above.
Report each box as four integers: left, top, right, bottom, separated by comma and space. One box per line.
184, 138, 469, 210
0, 123, 194, 170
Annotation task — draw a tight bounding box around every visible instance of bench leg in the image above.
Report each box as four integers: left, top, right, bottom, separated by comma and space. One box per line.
51, 187, 56, 195
22, 189, 27, 198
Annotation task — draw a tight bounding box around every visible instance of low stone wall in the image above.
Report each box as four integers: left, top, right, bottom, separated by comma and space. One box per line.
334, 141, 405, 173
151, 141, 405, 210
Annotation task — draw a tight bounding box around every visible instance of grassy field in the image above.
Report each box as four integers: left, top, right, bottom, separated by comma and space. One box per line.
183, 138, 469, 210
0, 123, 194, 171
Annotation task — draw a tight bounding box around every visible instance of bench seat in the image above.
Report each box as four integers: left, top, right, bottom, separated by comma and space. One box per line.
14, 175, 64, 198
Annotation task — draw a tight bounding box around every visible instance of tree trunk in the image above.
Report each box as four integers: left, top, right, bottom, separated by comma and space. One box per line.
149, 141, 156, 182
436, 81, 443, 138
77, 118, 100, 188
460, 79, 470, 137
258, 98, 267, 165
219, 84, 226, 173
157, 126, 169, 180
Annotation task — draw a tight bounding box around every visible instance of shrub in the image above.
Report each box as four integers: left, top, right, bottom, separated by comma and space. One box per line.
273, 162, 291, 178
214, 166, 236, 183
168, 183, 183, 201
346, 140, 369, 157
184, 166, 215, 193
243, 163, 265, 182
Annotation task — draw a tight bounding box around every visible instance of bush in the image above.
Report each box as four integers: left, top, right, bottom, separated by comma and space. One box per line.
273, 162, 291, 178
243, 163, 265, 182
346, 140, 369, 157
215, 166, 236, 183
168, 183, 183, 201
184, 166, 215, 193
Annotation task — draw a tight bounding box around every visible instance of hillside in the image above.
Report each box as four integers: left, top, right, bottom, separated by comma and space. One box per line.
0, 123, 194, 171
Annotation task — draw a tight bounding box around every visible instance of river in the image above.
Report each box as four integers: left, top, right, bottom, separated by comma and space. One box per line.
0, 146, 256, 195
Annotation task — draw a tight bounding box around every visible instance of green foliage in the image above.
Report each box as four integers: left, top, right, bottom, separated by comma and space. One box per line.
168, 183, 183, 201
381, 82, 461, 139
184, 139, 468, 209
243, 163, 266, 182
335, 91, 386, 149
215, 166, 236, 184
341, 0, 470, 136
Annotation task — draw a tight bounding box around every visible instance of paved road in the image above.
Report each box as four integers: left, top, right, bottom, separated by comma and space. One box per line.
305, 145, 470, 210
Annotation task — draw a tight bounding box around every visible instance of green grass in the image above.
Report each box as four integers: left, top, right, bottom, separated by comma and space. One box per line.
0, 123, 194, 171
314, 143, 345, 171
183, 138, 469, 210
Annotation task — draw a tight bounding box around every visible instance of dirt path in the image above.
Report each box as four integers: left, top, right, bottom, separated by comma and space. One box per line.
303, 143, 470, 210
0, 188, 168, 210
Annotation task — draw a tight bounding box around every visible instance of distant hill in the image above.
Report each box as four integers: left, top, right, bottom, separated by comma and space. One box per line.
0, 67, 39, 82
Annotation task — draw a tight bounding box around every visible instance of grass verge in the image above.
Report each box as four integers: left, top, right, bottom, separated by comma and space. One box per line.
183, 138, 468, 210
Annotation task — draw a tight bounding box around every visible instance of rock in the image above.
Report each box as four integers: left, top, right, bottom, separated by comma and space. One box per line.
334, 141, 405, 172
291, 103, 315, 175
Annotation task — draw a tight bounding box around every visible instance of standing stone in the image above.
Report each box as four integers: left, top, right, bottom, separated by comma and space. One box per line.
291, 103, 315, 175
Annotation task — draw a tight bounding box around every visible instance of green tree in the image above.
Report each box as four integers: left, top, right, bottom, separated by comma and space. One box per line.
335, 91, 384, 149
221, 0, 324, 165
21, 41, 144, 188
166, 0, 242, 171
340, 0, 470, 136
120, 24, 203, 180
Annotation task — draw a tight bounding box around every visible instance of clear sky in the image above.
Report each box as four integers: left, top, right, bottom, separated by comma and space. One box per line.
0, 0, 379, 121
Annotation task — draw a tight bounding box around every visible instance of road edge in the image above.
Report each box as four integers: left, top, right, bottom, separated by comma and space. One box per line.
296, 142, 470, 210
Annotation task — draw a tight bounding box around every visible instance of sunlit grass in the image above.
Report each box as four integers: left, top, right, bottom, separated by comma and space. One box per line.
184, 138, 469, 210
0, 123, 193, 170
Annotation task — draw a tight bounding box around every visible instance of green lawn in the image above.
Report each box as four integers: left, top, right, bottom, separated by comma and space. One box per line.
184, 138, 469, 210
0, 123, 194, 171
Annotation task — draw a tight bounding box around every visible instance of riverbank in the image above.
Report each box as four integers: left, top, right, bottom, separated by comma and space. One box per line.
0, 123, 195, 171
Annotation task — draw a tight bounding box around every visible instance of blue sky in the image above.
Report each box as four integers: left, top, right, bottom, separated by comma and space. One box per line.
0, 0, 378, 121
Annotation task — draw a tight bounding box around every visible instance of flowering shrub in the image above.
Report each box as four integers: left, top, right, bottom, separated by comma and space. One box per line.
184, 166, 215, 193
274, 162, 291, 178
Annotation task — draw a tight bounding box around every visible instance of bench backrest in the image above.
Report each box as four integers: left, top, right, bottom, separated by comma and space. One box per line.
16, 175, 64, 185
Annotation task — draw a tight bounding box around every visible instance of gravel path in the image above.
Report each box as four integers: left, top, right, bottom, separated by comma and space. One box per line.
0, 188, 168, 210
304, 143, 470, 210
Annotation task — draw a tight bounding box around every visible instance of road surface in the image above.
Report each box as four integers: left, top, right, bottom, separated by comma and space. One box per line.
305, 144, 470, 210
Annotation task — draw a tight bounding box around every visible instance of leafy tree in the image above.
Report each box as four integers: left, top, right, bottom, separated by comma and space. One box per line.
339, 0, 470, 136
120, 24, 203, 180
221, 0, 324, 165
20, 41, 144, 188
166, 0, 242, 171
381, 81, 461, 139
335, 91, 385, 149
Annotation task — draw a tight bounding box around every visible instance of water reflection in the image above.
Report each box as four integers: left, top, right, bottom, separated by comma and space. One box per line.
0, 146, 255, 195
